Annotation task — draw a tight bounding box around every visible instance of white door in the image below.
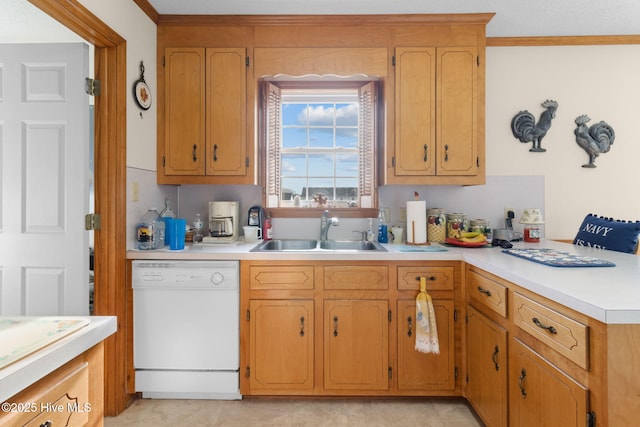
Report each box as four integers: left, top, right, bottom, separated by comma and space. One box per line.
0, 43, 89, 315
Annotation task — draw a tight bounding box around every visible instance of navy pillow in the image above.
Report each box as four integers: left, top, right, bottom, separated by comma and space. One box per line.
573, 214, 640, 253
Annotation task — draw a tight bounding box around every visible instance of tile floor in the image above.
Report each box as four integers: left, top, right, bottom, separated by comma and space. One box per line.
104, 397, 483, 426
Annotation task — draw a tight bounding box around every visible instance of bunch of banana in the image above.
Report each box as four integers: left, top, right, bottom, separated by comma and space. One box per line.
457, 231, 487, 243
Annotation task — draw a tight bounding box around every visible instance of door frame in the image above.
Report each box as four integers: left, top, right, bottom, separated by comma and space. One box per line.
28, 0, 130, 415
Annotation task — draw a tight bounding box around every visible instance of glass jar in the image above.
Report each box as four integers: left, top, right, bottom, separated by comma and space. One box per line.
427, 208, 447, 242
446, 213, 467, 239
136, 208, 165, 250
470, 219, 492, 240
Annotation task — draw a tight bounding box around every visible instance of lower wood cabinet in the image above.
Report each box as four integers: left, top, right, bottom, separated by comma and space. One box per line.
509, 338, 588, 427
249, 299, 314, 392
397, 299, 455, 391
466, 305, 508, 427
241, 260, 462, 396
324, 299, 389, 390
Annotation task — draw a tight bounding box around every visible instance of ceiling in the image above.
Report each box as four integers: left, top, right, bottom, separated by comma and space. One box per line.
146, 0, 640, 38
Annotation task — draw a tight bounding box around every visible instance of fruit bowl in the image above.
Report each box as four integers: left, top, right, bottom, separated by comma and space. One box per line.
445, 237, 490, 248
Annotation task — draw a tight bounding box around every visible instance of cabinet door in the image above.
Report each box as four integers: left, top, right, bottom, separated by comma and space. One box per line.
509, 338, 588, 427
205, 48, 247, 177
394, 47, 436, 176
324, 300, 389, 390
163, 47, 206, 175
436, 47, 478, 176
249, 300, 314, 392
397, 299, 455, 391
466, 306, 508, 427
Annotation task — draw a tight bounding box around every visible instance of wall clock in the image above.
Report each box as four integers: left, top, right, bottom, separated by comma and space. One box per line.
133, 61, 151, 110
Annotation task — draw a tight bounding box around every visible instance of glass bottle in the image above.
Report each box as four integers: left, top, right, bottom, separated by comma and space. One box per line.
136, 208, 165, 250
378, 210, 388, 243
193, 213, 204, 243
159, 198, 176, 218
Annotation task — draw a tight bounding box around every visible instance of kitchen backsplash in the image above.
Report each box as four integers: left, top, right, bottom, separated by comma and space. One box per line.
126, 168, 544, 248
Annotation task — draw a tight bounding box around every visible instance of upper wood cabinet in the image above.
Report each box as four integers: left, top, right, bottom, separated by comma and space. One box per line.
159, 47, 252, 184
390, 46, 481, 184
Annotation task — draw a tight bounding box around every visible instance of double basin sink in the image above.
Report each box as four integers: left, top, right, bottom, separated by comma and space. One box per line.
250, 239, 387, 252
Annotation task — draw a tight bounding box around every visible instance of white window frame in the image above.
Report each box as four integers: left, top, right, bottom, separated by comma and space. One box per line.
263, 80, 378, 211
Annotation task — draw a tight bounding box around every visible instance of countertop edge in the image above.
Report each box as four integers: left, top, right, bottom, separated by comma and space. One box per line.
0, 316, 117, 402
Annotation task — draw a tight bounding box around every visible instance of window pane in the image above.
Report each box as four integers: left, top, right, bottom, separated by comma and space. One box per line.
282, 103, 307, 126
335, 103, 358, 126
335, 177, 358, 201
308, 154, 333, 177
281, 177, 307, 199
309, 128, 333, 148
336, 153, 359, 176
336, 127, 358, 148
282, 127, 307, 148
307, 104, 334, 126
307, 178, 334, 200
282, 153, 306, 177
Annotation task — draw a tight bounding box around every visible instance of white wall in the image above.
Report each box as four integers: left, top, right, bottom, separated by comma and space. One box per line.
79, 0, 157, 172
486, 45, 640, 238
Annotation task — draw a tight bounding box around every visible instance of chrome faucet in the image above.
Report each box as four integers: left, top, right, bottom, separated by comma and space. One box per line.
320, 210, 339, 241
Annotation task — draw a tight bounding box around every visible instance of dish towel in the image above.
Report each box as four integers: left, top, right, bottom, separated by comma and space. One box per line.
415, 277, 440, 354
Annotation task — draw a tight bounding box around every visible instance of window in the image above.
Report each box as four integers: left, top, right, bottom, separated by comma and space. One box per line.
263, 81, 378, 210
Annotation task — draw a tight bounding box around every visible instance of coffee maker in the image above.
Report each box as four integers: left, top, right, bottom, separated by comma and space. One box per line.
204, 201, 239, 243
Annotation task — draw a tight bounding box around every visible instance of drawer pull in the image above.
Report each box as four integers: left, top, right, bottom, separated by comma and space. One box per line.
192, 144, 198, 162
477, 286, 492, 297
423, 144, 428, 162
40, 422, 52, 427
333, 316, 339, 337
532, 317, 558, 334
407, 316, 413, 337
518, 368, 527, 398
299, 316, 305, 337
492, 345, 500, 371
415, 275, 436, 281
213, 144, 219, 161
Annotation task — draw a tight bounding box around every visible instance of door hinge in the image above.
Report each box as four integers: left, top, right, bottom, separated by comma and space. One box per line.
392, 55, 396, 66
465, 374, 469, 384
245, 366, 250, 378
454, 309, 458, 322
246, 56, 250, 67
85, 213, 101, 231
454, 366, 458, 379
388, 310, 392, 322
388, 367, 392, 380
162, 156, 166, 167
477, 156, 480, 167
391, 156, 396, 167
84, 78, 101, 96
246, 309, 250, 321
245, 157, 250, 168
162, 56, 165, 67
587, 412, 596, 427
477, 55, 480, 66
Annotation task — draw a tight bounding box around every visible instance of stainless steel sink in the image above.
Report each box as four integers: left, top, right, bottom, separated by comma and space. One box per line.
319, 240, 387, 251
250, 239, 386, 252
250, 239, 318, 252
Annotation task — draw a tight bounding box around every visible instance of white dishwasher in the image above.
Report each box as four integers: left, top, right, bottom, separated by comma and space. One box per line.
132, 260, 241, 400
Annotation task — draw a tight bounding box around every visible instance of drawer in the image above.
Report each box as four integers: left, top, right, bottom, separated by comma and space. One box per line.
512, 292, 588, 369
250, 265, 314, 290
324, 265, 388, 290
467, 269, 507, 318
1, 361, 89, 427
397, 266, 454, 291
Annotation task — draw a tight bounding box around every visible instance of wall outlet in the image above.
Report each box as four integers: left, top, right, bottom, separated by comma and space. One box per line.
399, 207, 407, 222
504, 207, 514, 218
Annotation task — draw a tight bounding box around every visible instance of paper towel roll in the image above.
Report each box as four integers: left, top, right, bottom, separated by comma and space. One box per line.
406, 201, 427, 244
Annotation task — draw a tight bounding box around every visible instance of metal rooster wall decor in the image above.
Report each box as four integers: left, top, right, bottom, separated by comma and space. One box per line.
511, 99, 559, 152
574, 115, 615, 168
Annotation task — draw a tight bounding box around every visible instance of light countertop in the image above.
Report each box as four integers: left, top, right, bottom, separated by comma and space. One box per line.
128, 240, 640, 324
0, 316, 117, 402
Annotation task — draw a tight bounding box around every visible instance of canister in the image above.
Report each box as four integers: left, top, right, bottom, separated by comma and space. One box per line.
427, 208, 447, 242
470, 219, 492, 240
446, 213, 468, 239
